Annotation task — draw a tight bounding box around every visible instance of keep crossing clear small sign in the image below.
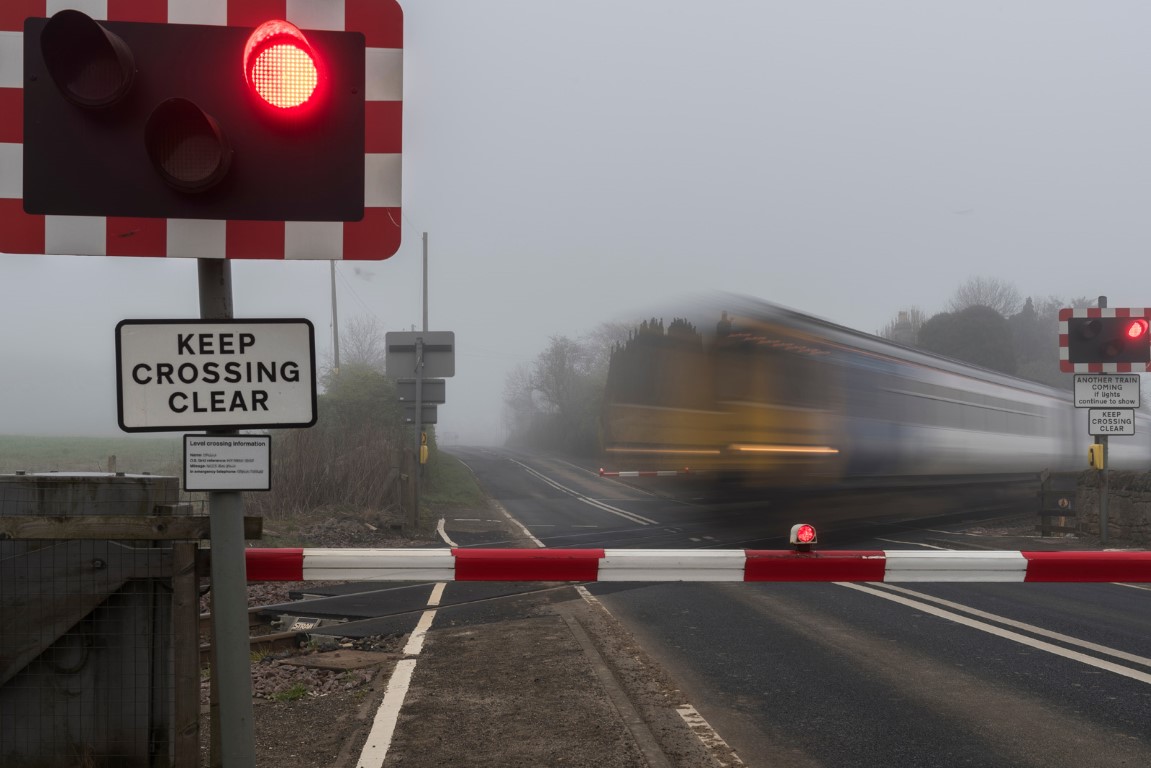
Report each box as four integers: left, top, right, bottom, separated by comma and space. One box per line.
1088, 409, 1136, 436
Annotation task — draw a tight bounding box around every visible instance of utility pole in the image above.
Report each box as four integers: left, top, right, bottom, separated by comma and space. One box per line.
423, 231, 429, 333
408, 232, 430, 529
330, 261, 340, 376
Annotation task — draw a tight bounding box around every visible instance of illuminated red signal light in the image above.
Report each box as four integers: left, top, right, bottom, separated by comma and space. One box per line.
1126, 319, 1149, 340
244, 20, 320, 111
790, 523, 818, 552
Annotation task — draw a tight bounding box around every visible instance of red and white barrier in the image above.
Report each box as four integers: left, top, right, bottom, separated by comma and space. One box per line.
245, 548, 1151, 584
598, 468, 690, 477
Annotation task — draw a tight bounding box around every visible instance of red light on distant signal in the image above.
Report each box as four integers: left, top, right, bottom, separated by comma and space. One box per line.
244, 20, 319, 111
1126, 319, 1149, 340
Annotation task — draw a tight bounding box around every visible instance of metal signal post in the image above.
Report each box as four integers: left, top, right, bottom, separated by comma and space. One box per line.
197, 259, 256, 768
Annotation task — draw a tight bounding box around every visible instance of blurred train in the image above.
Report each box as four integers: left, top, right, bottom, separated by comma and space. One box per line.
600, 296, 1151, 489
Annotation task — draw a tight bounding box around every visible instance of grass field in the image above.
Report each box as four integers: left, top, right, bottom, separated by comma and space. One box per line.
0, 434, 184, 476
0, 434, 486, 506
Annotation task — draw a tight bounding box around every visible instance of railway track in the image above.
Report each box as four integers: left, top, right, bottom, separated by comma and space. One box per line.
198, 605, 306, 664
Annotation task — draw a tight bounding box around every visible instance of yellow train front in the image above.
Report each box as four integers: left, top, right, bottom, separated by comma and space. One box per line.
601, 307, 844, 486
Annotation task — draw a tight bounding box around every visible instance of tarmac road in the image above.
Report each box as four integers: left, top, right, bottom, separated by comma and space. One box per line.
252, 447, 1151, 767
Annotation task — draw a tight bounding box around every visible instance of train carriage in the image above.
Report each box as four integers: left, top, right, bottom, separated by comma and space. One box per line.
601, 296, 1151, 489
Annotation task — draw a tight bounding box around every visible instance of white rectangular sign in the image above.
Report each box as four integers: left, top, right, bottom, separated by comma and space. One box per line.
1088, 409, 1136, 436
184, 435, 271, 492
1073, 374, 1141, 409
116, 319, 317, 432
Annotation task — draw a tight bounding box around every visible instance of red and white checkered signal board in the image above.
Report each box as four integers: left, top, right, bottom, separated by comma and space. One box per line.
0, 0, 402, 260
1058, 307, 1151, 373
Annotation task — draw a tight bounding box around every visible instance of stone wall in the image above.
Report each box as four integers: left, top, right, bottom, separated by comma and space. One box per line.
1075, 470, 1151, 546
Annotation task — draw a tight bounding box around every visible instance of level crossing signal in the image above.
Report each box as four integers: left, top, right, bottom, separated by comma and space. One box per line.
1066, 316, 1150, 365
1060, 308, 1151, 371
23, 11, 365, 222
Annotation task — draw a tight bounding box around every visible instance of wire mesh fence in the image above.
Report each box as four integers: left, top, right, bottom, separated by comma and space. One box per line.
1, 473, 199, 768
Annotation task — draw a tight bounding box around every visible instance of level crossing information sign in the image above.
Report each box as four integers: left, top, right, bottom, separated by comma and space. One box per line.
184, 434, 271, 491
1073, 374, 1141, 409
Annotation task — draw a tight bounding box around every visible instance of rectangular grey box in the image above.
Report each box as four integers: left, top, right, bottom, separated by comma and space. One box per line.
403, 404, 438, 425
397, 379, 446, 404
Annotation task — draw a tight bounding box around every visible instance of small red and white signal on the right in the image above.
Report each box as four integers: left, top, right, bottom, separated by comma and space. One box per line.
790, 523, 818, 552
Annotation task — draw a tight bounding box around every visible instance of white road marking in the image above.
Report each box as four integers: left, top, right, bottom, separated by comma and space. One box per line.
436, 518, 459, 548
357, 659, 416, 768
403, 607, 437, 656
490, 498, 546, 547
511, 459, 659, 525
870, 583, 1151, 669
358, 579, 446, 766
876, 538, 949, 550
1115, 583, 1151, 592
676, 704, 746, 767
839, 582, 1151, 683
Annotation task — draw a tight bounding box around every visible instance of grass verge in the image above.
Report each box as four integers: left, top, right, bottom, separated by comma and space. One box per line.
0, 434, 183, 475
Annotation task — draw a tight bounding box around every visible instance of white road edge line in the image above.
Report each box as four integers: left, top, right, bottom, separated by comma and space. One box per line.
869, 582, 1151, 669
436, 517, 459, 548
357, 658, 416, 768
876, 537, 949, 550
676, 704, 746, 767
838, 582, 1151, 684
402, 608, 438, 656
1115, 582, 1151, 592
511, 459, 659, 525
358, 573, 447, 766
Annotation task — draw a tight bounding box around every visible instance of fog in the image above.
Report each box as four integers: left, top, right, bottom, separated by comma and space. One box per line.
4, 1, 1151, 443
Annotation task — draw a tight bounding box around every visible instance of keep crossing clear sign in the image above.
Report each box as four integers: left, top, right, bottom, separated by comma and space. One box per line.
116, 319, 317, 432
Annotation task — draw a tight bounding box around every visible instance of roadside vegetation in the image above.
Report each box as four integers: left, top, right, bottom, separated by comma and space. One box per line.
1, 316, 487, 541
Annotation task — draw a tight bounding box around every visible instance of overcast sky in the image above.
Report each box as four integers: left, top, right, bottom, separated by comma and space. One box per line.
4, 1, 1151, 443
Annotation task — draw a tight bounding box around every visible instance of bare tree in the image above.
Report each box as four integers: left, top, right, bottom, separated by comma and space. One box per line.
502, 362, 537, 437
343, 315, 388, 372
502, 334, 604, 453
532, 336, 591, 415
947, 276, 1022, 317
320, 314, 388, 388
580, 321, 632, 375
